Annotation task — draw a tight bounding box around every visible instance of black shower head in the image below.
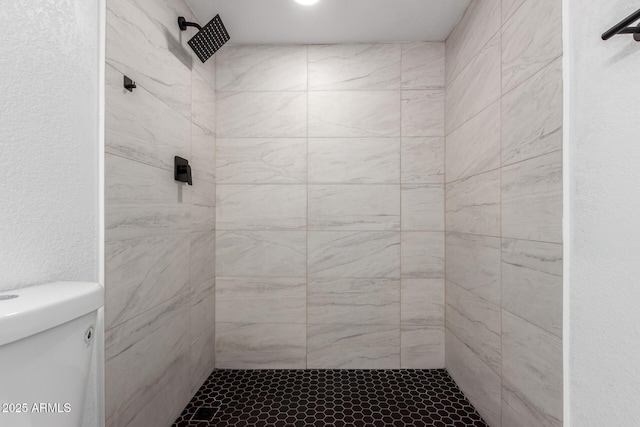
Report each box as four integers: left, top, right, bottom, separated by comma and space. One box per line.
178, 15, 230, 63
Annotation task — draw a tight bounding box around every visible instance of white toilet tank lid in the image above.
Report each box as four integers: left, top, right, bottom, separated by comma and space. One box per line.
0, 282, 103, 347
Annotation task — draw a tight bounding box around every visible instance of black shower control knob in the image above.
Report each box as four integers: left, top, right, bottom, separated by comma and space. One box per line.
174, 156, 193, 186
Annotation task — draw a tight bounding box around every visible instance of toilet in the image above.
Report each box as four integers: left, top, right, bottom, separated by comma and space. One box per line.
0, 282, 103, 427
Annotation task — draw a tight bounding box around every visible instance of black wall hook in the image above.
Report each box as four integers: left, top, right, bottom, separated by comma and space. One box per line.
602, 8, 640, 41
123, 75, 136, 92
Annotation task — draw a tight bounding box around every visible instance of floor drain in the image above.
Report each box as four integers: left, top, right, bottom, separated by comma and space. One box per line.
190, 407, 218, 421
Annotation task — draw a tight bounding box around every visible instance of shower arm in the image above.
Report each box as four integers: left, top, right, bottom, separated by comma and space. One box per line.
178, 17, 202, 32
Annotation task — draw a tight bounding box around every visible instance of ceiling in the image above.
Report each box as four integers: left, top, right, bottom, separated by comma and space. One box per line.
185, 0, 472, 45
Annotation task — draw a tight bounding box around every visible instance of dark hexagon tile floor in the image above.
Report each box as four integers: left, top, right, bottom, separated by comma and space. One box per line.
172, 369, 488, 427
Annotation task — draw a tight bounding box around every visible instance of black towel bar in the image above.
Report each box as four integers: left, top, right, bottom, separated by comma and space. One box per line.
602, 8, 640, 41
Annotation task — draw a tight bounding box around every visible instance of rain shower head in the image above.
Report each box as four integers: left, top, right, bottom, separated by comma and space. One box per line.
178, 15, 230, 63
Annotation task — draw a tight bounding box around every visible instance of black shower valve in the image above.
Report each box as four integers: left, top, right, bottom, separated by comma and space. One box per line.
174, 156, 192, 185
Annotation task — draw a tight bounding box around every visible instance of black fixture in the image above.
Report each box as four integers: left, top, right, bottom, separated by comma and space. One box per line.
602, 8, 640, 41
174, 156, 192, 185
178, 14, 230, 63
178, 16, 202, 31
123, 75, 136, 92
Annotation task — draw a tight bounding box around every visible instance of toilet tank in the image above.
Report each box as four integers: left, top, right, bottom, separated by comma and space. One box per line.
0, 282, 103, 427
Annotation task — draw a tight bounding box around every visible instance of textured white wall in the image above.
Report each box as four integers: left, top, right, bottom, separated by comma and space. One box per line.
0, 2, 102, 426
0, 0, 100, 291
566, 0, 640, 425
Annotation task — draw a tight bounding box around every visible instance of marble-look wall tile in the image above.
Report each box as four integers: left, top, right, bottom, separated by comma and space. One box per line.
190, 180, 215, 233
401, 185, 444, 231
106, 154, 190, 241
105, 294, 189, 423
446, 33, 501, 134
190, 326, 215, 394
502, 58, 562, 166
125, 0, 211, 83
401, 326, 444, 369
446, 232, 501, 305
307, 278, 400, 325
446, 282, 502, 374
446, 101, 501, 183
191, 70, 216, 133
216, 138, 307, 184
215, 277, 306, 324
105, 64, 190, 171
502, 239, 563, 337
401, 137, 445, 184
106, 2, 217, 425
503, 0, 526, 23
308, 185, 400, 231
445, 0, 501, 85
502, 151, 562, 243
216, 231, 306, 277
105, 234, 190, 329
216, 185, 307, 230
192, 278, 215, 303
308, 44, 401, 90
445, 1, 563, 422
216, 45, 307, 91
215, 323, 307, 369
307, 324, 400, 369
445, 169, 501, 236
308, 91, 401, 137
401, 279, 444, 326
106, 0, 191, 117
445, 330, 502, 427
191, 124, 215, 184
502, 0, 562, 93
401, 90, 445, 137
190, 231, 215, 291
502, 311, 563, 427
211, 40, 446, 371
190, 291, 215, 341
115, 355, 190, 427
401, 232, 445, 279
401, 42, 445, 90
308, 231, 400, 278
308, 138, 400, 184
217, 92, 307, 137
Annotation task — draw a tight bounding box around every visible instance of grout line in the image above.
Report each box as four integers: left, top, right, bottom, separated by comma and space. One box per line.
444, 322, 501, 377
216, 136, 439, 140
446, 52, 563, 141
445, 26, 502, 94
105, 60, 201, 124
105, 290, 191, 334
498, 4, 504, 422
399, 44, 403, 368
216, 88, 441, 94
217, 229, 447, 233
305, 43, 309, 370
501, 306, 563, 340
443, 230, 562, 246
215, 182, 442, 186
444, 149, 564, 186
213, 52, 218, 370
443, 36, 449, 371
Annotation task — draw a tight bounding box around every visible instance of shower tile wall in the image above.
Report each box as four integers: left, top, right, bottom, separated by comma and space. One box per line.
444, 0, 563, 426
104, 0, 216, 426
214, 43, 445, 369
